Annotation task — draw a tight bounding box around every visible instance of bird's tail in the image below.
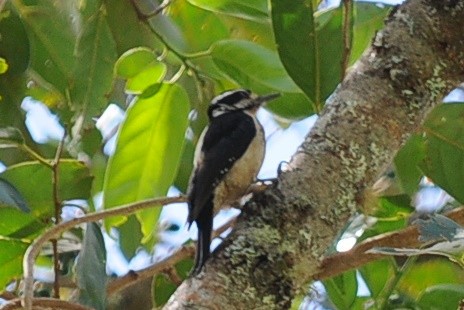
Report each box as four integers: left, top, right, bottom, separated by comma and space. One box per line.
192, 201, 213, 275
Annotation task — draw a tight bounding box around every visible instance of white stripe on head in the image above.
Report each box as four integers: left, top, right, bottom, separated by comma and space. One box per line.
211, 104, 235, 118
211, 90, 241, 105
211, 89, 251, 106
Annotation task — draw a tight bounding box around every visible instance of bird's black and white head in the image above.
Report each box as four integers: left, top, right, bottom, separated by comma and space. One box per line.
208, 89, 280, 119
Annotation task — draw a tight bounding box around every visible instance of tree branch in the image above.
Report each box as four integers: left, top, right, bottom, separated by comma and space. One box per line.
165, 1, 464, 308
107, 217, 236, 295
0, 297, 93, 310
21, 195, 185, 310
314, 206, 464, 280
51, 132, 66, 299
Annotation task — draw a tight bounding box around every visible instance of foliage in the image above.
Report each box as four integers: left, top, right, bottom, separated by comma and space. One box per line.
0, 0, 463, 309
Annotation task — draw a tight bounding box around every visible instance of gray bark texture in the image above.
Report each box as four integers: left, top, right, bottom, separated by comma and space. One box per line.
165, 0, 464, 308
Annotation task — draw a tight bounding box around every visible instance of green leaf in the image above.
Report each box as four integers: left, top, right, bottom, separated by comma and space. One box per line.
209, 39, 315, 118
271, 0, 319, 106
314, 7, 344, 102
103, 83, 189, 245
211, 39, 300, 93
72, 2, 117, 123
0, 4, 30, 75
417, 284, 464, 310
265, 92, 315, 120
0, 208, 46, 238
175, 258, 194, 279
103, 0, 157, 55
174, 139, 195, 193
152, 273, 177, 307
114, 47, 166, 95
272, 2, 390, 110
359, 195, 411, 241
26, 85, 64, 110
169, 1, 229, 52
290, 293, 305, 310
323, 270, 358, 310
187, 0, 269, 23
151, 257, 193, 307
75, 223, 107, 310
1, 160, 93, 218
118, 215, 143, 260
0, 127, 25, 147
0, 74, 29, 153
15, 1, 76, 93
0, 238, 30, 290
359, 259, 394, 298
420, 103, 464, 203
126, 64, 167, 95
399, 259, 464, 298
115, 47, 158, 79
350, 3, 390, 64
394, 134, 426, 195
0, 178, 29, 213
350, 297, 375, 310
0, 58, 8, 75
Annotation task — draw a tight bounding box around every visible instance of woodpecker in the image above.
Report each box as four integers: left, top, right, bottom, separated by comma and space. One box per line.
187, 89, 280, 275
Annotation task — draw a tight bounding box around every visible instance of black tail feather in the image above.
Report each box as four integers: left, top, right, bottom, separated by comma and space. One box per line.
192, 202, 213, 275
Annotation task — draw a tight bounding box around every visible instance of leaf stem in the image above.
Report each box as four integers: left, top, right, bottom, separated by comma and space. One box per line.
51, 132, 66, 299
169, 65, 186, 83
186, 50, 212, 59
128, 0, 209, 80
19, 145, 53, 168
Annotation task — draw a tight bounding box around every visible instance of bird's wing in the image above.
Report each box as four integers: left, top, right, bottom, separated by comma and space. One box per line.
187, 112, 256, 224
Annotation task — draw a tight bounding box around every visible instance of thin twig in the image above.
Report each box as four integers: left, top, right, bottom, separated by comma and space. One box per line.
0, 291, 16, 301
129, 0, 186, 64
128, 0, 208, 85
0, 297, 93, 310
107, 216, 236, 294
51, 132, 66, 298
165, 266, 183, 286
168, 65, 186, 83
22, 195, 185, 310
341, 0, 353, 80
107, 246, 195, 295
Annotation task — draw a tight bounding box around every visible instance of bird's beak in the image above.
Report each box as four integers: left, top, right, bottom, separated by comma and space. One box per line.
255, 93, 281, 106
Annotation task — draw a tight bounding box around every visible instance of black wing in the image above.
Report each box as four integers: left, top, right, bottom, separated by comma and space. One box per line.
187, 112, 256, 224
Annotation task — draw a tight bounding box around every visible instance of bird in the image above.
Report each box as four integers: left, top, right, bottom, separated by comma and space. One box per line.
187, 89, 280, 275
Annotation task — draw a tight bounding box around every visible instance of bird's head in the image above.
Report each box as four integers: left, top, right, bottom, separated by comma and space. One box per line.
208, 89, 280, 119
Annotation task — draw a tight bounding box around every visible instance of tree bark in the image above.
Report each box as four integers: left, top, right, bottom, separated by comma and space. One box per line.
165, 0, 464, 308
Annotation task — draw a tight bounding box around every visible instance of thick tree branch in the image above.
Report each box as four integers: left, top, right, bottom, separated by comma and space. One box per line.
165, 1, 464, 308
